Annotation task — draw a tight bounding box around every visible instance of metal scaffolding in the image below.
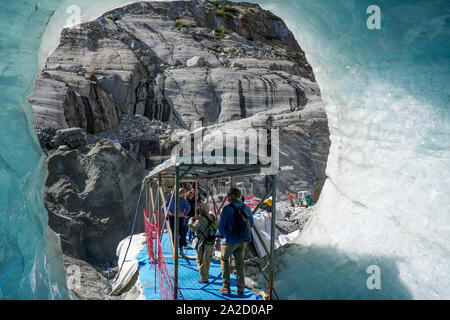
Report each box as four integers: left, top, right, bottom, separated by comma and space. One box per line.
141, 146, 279, 299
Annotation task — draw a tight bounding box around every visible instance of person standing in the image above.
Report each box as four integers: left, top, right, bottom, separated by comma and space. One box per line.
186, 187, 198, 244
164, 188, 190, 257
217, 188, 254, 297
188, 202, 218, 283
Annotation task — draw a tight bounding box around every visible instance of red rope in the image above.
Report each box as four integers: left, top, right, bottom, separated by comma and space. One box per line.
143, 210, 184, 300
144, 210, 157, 266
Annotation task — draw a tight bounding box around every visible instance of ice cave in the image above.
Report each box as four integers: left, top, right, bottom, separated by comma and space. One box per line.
0, 0, 448, 299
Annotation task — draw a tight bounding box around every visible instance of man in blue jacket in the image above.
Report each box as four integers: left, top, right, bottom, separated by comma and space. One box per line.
163, 188, 190, 257
217, 187, 254, 296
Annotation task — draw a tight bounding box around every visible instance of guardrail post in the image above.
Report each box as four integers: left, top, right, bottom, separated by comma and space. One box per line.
269, 174, 277, 300
174, 166, 180, 300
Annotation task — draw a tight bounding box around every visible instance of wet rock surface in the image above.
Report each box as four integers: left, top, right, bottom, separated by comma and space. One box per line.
63, 254, 118, 300
45, 140, 146, 266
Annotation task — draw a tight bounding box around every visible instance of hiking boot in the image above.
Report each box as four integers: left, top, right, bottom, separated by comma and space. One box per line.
235, 290, 244, 297
219, 286, 230, 294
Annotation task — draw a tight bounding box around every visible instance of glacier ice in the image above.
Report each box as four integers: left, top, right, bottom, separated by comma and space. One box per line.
0, 0, 68, 299
1, 0, 449, 299
0, 0, 205, 300
248, 0, 450, 299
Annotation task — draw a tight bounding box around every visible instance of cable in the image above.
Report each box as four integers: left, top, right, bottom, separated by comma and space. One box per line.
102, 263, 111, 281
109, 181, 146, 285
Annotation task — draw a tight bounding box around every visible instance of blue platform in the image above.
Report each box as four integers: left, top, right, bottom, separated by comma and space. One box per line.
136, 233, 262, 300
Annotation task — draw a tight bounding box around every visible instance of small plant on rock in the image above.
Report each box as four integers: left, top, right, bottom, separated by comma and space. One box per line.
174, 20, 188, 31
106, 15, 119, 21
216, 5, 240, 18
268, 12, 283, 21
214, 25, 228, 41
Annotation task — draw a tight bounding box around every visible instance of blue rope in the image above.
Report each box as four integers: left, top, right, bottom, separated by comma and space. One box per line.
103, 263, 111, 281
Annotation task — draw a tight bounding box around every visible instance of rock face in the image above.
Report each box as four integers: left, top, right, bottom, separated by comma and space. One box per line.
30, 0, 317, 133
84, 114, 181, 169
45, 140, 146, 265
63, 254, 117, 300
30, 0, 329, 193
201, 105, 330, 198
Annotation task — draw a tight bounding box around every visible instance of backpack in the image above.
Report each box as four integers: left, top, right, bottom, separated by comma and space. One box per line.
203, 215, 217, 245
193, 215, 217, 251
229, 203, 251, 239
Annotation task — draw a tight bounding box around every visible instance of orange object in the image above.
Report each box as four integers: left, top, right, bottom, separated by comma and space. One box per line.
287, 193, 298, 206
74, 130, 83, 146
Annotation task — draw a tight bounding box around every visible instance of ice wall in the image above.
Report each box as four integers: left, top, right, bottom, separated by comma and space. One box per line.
0, 0, 162, 300
0, 0, 68, 299
247, 0, 450, 299
0, 0, 185, 300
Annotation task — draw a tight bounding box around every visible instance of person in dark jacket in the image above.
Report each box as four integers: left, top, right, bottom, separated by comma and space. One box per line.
185, 187, 198, 244
217, 188, 254, 296
163, 188, 190, 257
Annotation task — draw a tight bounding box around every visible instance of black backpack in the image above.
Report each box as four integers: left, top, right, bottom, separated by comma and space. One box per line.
229, 203, 251, 238
196, 215, 216, 249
